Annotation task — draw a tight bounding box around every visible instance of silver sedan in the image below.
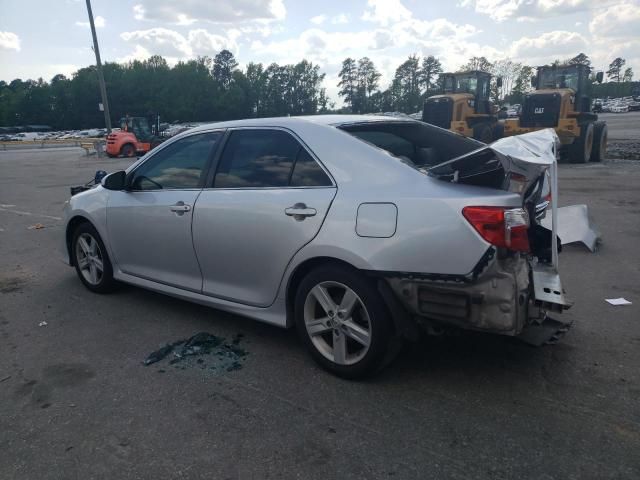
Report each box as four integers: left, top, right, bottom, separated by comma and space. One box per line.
62, 115, 570, 378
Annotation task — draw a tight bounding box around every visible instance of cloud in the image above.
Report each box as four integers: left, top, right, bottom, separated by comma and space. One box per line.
310, 15, 327, 25
331, 14, 349, 25
311, 13, 348, 25
251, 28, 376, 65
187, 29, 239, 56
0, 31, 21, 51
588, 2, 640, 74
589, 2, 640, 38
116, 45, 152, 63
362, 0, 412, 26
75, 15, 106, 28
132, 0, 286, 24
121, 28, 192, 57
509, 30, 588, 64
460, 0, 593, 22
120, 27, 239, 61
372, 30, 394, 50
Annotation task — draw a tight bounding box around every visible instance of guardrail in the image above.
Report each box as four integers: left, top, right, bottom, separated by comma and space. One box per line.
0, 138, 106, 155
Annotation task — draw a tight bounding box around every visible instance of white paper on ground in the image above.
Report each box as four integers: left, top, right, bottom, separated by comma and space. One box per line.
605, 298, 632, 306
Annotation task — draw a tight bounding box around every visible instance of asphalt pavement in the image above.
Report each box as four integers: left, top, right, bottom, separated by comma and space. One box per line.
1, 145, 639, 479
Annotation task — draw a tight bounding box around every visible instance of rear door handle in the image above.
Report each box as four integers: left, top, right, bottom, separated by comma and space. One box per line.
170, 201, 191, 215
285, 203, 317, 220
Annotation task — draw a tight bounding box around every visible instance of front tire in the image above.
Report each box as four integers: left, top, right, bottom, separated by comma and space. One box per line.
590, 122, 607, 162
72, 223, 117, 293
295, 265, 394, 379
120, 143, 136, 158
568, 122, 594, 164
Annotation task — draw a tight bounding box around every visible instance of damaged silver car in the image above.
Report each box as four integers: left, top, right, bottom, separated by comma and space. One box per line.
62, 115, 571, 378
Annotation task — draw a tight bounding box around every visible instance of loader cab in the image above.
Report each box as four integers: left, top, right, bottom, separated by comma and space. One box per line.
423, 71, 496, 128
423, 71, 501, 143
531, 64, 594, 113
439, 71, 493, 114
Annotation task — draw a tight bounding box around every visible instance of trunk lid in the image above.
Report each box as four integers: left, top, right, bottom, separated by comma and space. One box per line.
427, 128, 558, 207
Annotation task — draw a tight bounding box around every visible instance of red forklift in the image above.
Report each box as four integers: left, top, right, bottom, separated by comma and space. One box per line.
106, 113, 163, 158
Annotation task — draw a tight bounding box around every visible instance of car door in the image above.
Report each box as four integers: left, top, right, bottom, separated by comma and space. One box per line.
192, 128, 337, 307
107, 131, 222, 292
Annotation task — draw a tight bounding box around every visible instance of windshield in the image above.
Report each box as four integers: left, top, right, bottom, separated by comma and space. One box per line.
539, 68, 580, 90
455, 75, 478, 95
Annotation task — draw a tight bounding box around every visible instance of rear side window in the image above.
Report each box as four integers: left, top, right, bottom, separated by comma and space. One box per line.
291, 149, 332, 187
214, 129, 332, 188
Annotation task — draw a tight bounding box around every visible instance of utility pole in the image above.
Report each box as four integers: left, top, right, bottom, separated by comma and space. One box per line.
85, 0, 111, 133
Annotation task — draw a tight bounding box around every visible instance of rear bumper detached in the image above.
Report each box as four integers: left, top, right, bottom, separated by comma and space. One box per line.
384, 251, 571, 338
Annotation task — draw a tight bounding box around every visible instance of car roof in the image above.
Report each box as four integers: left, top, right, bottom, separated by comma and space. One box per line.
187, 114, 417, 134
143, 114, 426, 190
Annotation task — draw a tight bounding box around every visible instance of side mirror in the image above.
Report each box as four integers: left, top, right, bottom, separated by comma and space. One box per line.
596, 71, 604, 83
102, 170, 126, 190
531, 76, 538, 88
496, 77, 503, 88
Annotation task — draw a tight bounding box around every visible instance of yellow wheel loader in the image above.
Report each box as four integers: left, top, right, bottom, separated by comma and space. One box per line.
422, 70, 503, 143
503, 64, 607, 163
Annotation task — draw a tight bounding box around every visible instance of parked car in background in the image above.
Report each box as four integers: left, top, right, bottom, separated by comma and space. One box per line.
506, 104, 521, 117
62, 115, 569, 378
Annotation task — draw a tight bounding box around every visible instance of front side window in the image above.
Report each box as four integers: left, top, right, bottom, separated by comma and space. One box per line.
129, 132, 221, 190
214, 129, 330, 188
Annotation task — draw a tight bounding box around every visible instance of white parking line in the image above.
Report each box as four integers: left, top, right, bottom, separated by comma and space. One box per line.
0, 207, 62, 221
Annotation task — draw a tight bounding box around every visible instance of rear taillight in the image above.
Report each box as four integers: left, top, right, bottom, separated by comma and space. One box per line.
462, 206, 530, 252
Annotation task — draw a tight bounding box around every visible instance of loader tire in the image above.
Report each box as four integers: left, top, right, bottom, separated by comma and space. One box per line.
590, 122, 607, 162
568, 122, 594, 164
473, 122, 493, 144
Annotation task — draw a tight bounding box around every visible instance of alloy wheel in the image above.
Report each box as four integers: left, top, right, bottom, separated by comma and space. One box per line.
303, 281, 372, 365
75, 232, 104, 286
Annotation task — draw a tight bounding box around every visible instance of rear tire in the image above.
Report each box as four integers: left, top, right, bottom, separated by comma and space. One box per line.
568, 122, 594, 164
590, 122, 607, 162
472, 122, 493, 143
71, 223, 117, 294
120, 143, 136, 158
294, 265, 395, 379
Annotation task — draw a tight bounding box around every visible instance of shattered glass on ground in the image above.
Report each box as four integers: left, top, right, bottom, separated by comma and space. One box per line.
143, 332, 248, 373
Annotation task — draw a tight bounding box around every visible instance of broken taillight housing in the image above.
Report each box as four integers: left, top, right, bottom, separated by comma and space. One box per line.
462, 206, 530, 252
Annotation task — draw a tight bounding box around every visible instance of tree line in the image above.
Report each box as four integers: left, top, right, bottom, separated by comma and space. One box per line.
0, 49, 636, 130
0, 51, 329, 130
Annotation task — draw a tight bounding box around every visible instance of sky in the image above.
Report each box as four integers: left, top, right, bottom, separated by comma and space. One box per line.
1, 0, 639, 102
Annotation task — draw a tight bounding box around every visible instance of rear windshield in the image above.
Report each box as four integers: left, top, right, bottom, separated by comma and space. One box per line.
338, 121, 481, 169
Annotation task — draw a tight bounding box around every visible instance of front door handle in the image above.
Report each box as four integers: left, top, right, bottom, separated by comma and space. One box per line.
285, 203, 317, 221
170, 201, 192, 215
